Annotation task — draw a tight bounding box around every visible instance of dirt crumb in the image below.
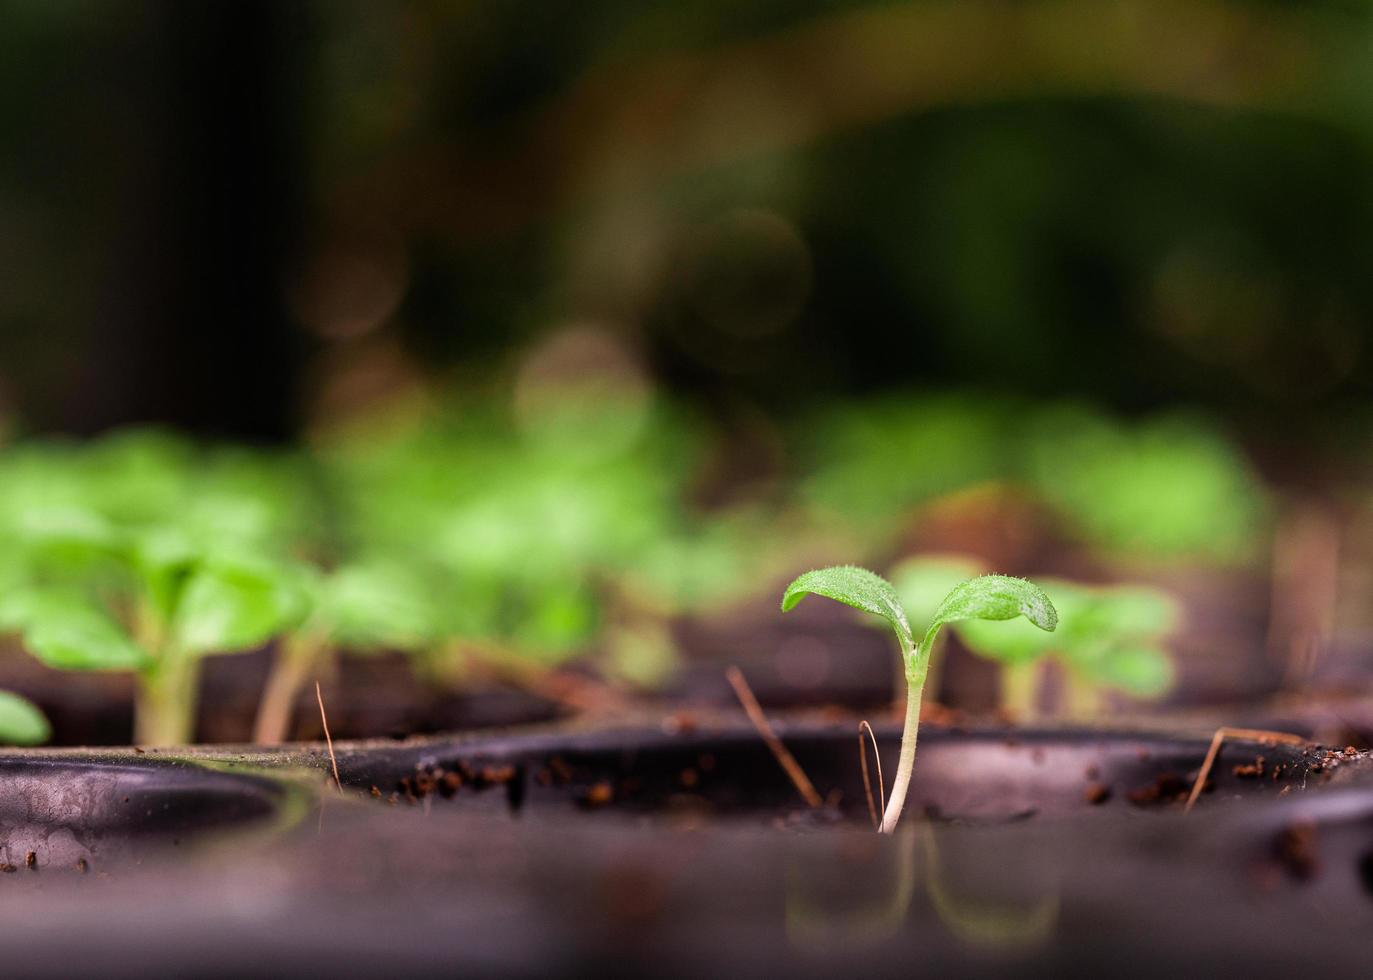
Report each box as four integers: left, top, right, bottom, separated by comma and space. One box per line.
0, 864, 15, 874
75, 858, 89, 874
1128, 772, 1194, 806
580, 781, 615, 808
24, 851, 35, 870
1084, 782, 1112, 805
1233, 756, 1265, 778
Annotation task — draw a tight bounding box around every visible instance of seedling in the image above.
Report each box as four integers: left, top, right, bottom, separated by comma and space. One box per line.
0, 432, 314, 745
252, 558, 446, 743
0, 690, 50, 746
782, 566, 1056, 832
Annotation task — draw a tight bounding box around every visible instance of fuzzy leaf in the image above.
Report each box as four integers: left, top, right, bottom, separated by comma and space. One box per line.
923, 575, 1056, 661
0, 690, 50, 746
782, 565, 914, 655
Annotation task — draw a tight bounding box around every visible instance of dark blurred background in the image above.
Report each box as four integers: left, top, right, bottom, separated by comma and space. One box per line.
6, 0, 1373, 448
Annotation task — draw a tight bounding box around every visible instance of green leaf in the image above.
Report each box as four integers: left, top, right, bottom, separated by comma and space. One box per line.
923, 575, 1057, 663
781, 565, 914, 657
172, 557, 311, 656
0, 690, 50, 746
1, 591, 152, 671
323, 562, 441, 652
1086, 645, 1175, 698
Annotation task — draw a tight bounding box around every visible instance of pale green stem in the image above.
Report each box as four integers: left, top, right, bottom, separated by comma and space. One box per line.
880, 668, 926, 834
252, 632, 326, 745
134, 648, 199, 746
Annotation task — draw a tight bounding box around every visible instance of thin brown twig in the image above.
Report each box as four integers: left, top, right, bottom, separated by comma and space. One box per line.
1185, 726, 1307, 813
725, 665, 822, 809
316, 681, 342, 795
858, 720, 885, 832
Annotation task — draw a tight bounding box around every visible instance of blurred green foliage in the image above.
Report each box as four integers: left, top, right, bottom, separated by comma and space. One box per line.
802, 396, 1267, 562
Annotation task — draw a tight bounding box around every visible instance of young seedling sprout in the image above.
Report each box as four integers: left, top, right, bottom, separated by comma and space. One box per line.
782, 566, 1057, 833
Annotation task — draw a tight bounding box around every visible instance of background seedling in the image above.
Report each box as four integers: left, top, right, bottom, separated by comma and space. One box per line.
252, 558, 446, 743
0, 431, 313, 744
782, 566, 1056, 832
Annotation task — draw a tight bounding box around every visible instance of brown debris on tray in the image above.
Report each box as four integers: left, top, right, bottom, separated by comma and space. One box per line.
1274, 821, 1320, 880
1084, 782, 1112, 805
1128, 772, 1196, 806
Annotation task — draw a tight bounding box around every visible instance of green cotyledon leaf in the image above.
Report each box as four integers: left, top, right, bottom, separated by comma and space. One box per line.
0, 690, 51, 746
782, 565, 915, 659
923, 575, 1057, 654
0, 590, 152, 671
172, 555, 311, 656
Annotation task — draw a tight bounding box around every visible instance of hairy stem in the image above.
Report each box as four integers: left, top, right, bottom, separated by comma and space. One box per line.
134, 651, 199, 746
880, 673, 925, 834
253, 632, 325, 745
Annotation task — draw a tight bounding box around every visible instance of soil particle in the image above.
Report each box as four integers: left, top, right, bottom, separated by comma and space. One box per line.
580, 781, 615, 808
1084, 783, 1112, 805
370, 786, 382, 798
0, 864, 15, 873
75, 858, 88, 874
1274, 821, 1320, 880
477, 764, 516, 786
678, 768, 699, 789
24, 851, 35, 870
1233, 756, 1266, 779
661, 711, 698, 735
1127, 772, 1195, 806
440, 771, 462, 797
1344, 746, 1359, 757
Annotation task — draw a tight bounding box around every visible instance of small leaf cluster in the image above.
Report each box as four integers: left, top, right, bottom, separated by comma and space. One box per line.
0, 432, 316, 672
801, 396, 1265, 563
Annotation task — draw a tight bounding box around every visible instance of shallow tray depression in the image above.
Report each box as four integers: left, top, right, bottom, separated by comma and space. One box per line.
333, 723, 1334, 824
0, 757, 289, 871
